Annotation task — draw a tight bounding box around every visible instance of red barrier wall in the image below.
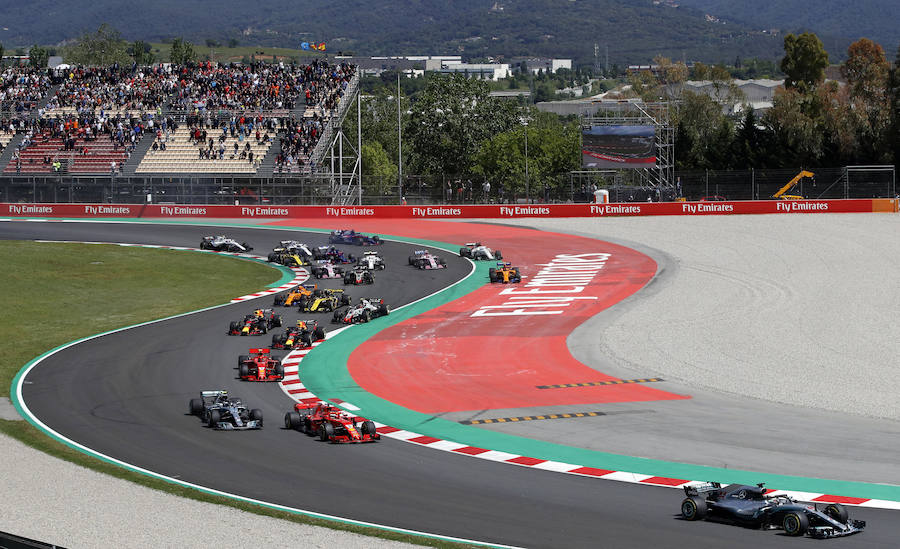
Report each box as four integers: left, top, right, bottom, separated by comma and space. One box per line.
1, 199, 896, 219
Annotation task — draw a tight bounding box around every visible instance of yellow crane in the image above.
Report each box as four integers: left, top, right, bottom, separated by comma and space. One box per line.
772, 170, 815, 200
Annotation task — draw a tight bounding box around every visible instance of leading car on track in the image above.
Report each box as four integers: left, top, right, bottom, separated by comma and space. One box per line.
284, 401, 380, 443
680, 482, 865, 539
200, 235, 252, 253
459, 242, 502, 261
489, 262, 521, 284
188, 390, 263, 430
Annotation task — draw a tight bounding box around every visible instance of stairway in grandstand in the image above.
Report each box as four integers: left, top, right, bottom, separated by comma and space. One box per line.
0, 133, 25, 173
120, 132, 156, 176
135, 127, 274, 174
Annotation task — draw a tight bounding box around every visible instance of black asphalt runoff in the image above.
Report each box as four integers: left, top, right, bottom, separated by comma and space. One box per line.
3, 221, 895, 548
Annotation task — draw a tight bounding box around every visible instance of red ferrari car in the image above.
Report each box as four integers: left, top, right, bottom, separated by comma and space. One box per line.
237, 348, 284, 382
283, 401, 380, 443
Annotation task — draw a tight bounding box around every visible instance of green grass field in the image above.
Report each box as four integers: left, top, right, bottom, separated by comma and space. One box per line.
0, 240, 464, 548
0, 241, 279, 398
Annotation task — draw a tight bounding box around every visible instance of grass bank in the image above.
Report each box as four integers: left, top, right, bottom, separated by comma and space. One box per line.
0, 240, 471, 548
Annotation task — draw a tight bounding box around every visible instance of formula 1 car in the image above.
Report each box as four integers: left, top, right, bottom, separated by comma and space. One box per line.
680, 482, 865, 539
356, 251, 386, 270
200, 235, 252, 253
329, 229, 383, 246
332, 297, 390, 324
489, 262, 521, 284
343, 265, 375, 285
298, 288, 351, 313
459, 242, 502, 261
312, 246, 355, 264
284, 401, 380, 443
270, 319, 326, 349
237, 348, 284, 381
267, 248, 310, 268
273, 284, 315, 307
188, 390, 263, 430
267, 240, 315, 266
408, 249, 447, 270
310, 260, 345, 279
227, 309, 283, 335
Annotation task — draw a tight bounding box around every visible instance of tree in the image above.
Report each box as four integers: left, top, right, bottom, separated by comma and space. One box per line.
0, 44, 5, 64
130, 40, 152, 65
763, 86, 826, 167
405, 74, 520, 175
362, 142, 399, 197
674, 91, 735, 169
472, 110, 580, 197
227, 38, 240, 48
780, 32, 829, 92
730, 108, 763, 169
65, 24, 131, 66
28, 45, 48, 68
170, 37, 195, 65
890, 44, 900, 172
840, 39, 891, 163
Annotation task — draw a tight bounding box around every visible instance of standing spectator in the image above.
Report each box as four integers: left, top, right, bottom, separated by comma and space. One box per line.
482, 180, 491, 203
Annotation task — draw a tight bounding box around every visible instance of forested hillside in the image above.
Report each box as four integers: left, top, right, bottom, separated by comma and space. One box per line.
675, 0, 899, 56
0, 0, 785, 64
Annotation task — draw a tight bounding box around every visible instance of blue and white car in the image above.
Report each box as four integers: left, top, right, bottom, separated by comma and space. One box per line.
189, 390, 263, 430
459, 242, 502, 261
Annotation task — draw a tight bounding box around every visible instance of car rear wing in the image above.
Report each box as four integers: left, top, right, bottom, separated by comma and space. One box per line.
325, 288, 345, 294
249, 348, 270, 354
364, 251, 379, 256
683, 482, 721, 497
201, 390, 228, 398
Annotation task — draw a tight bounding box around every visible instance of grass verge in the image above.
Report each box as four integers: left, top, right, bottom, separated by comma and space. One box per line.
1, 240, 472, 548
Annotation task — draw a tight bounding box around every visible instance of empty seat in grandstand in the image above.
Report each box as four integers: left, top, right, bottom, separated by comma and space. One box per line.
134, 127, 273, 174
2, 132, 128, 174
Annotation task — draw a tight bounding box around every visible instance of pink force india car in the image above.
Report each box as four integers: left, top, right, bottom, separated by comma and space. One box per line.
408, 249, 447, 270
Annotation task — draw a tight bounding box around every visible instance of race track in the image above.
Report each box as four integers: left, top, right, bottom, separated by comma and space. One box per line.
4, 219, 898, 548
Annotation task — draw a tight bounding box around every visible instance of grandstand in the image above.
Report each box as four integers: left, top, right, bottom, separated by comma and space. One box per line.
0, 61, 362, 203
135, 127, 273, 174
2, 132, 127, 174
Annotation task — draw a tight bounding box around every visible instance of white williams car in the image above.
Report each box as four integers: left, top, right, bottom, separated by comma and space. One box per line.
356, 251, 386, 270
200, 235, 252, 253
459, 242, 501, 261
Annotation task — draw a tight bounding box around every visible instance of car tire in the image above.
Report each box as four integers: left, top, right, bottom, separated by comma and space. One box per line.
495, 250, 502, 260
680, 496, 707, 521
782, 512, 808, 536
341, 294, 350, 306
274, 363, 284, 378
238, 355, 249, 367
362, 420, 377, 436
378, 304, 389, 316
228, 321, 239, 334
208, 409, 221, 428
189, 398, 203, 415
489, 268, 497, 282
315, 326, 326, 340
824, 503, 848, 523
239, 364, 250, 378
321, 422, 335, 441
250, 408, 263, 426
285, 411, 300, 429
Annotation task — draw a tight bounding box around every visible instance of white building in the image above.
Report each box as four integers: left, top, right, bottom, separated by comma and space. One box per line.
523, 58, 572, 74
438, 63, 511, 81
682, 79, 783, 113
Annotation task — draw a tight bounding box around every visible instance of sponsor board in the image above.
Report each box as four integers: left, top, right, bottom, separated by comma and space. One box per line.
1, 199, 896, 219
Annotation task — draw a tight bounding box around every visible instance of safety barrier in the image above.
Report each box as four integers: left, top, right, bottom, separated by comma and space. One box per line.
1, 199, 897, 219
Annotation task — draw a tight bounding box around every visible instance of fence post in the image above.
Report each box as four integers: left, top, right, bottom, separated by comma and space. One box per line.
705, 169, 709, 197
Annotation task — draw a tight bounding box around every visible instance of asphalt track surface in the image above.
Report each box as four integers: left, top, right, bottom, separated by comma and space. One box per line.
4, 221, 897, 548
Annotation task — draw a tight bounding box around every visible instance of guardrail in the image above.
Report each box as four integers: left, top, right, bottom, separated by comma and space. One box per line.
2, 199, 896, 219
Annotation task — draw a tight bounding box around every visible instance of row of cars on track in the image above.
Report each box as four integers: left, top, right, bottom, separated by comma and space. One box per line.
192, 229, 396, 443
192, 229, 868, 538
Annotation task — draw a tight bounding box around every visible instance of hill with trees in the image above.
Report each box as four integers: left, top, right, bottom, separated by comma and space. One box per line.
0, 0, 786, 64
